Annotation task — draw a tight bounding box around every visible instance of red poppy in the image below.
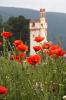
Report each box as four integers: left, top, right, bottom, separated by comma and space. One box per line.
18, 53, 26, 59
13, 55, 20, 61
10, 53, 25, 61
49, 45, 60, 51
47, 45, 64, 59
13, 40, 23, 47
50, 48, 62, 55
16, 44, 28, 52
0, 41, 2, 46
1, 32, 13, 38
16, 53, 26, 61
26, 54, 41, 65
59, 50, 66, 56
34, 36, 44, 42
33, 46, 42, 51
0, 86, 8, 94
42, 42, 52, 49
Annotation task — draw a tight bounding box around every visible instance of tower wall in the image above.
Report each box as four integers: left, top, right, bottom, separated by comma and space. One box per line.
30, 30, 40, 55
29, 8, 48, 55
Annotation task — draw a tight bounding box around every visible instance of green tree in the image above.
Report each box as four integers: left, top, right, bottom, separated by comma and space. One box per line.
7, 16, 30, 45
0, 15, 3, 32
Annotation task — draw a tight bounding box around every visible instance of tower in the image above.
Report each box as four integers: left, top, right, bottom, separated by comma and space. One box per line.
29, 8, 48, 55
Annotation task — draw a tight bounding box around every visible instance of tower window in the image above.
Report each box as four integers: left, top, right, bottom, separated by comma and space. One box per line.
41, 24, 43, 27
33, 34, 35, 38
32, 22, 35, 27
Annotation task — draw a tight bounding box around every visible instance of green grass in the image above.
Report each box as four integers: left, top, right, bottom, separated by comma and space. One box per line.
0, 57, 66, 100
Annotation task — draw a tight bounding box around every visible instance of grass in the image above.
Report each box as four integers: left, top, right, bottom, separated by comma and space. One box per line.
0, 56, 66, 100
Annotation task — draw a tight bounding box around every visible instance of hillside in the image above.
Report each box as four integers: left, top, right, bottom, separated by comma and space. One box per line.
0, 7, 66, 48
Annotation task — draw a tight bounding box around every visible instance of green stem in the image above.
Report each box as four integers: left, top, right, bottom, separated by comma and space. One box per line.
3, 38, 6, 56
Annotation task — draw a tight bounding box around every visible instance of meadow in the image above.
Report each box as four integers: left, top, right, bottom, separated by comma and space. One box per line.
0, 31, 66, 100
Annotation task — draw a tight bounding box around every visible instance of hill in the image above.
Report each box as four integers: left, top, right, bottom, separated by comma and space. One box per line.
0, 7, 66, 48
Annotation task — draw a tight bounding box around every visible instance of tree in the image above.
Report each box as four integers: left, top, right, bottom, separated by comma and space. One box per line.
7, 16, 30, 45
0, 15, 3, 32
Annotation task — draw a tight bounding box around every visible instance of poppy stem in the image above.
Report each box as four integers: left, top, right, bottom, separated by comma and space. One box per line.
3, 38, 6, 56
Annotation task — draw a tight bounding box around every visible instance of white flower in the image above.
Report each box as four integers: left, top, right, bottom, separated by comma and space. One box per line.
63, 95, 66, 100
63, 54, 66, 58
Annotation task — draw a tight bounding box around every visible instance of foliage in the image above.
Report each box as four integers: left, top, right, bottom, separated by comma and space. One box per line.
0, 16, 30, 46
7, 16, 30, 45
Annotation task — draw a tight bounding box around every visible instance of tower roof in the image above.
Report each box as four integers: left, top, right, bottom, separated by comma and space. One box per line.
29, 19, 40, 23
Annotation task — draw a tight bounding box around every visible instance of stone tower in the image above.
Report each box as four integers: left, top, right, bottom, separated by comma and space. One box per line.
29, 8, 48, 55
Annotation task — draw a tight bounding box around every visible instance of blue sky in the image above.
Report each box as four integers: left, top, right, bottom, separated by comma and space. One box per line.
0, 0, 66, 13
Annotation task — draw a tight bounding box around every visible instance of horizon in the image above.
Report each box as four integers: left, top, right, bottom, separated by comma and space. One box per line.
0, 6, 66, 14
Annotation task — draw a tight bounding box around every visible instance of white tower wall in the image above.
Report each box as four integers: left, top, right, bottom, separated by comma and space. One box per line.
29, 8, 48, 55
30, 30, 40, 55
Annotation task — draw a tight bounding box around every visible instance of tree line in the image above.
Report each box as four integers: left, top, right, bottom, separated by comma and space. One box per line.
0, 15, 30, 45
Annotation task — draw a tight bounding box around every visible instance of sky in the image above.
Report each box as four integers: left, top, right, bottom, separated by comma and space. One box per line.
0, 0, 66, 13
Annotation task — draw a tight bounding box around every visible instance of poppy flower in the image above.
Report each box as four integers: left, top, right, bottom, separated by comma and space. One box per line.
34, 36, 44, 42
16, 44, 28, 52
59, 50, 66, 56
13, 40, 23, 47
10, 53, 25, 61
26, 54, 41, 65
1, 32, 13, 38
18, 53, 26, 59
42, 42, 52, 49
33, 46, 42, 51
13, 55, 21, 61
47, 45, 64, 59
15, 53, 26, 61
49, 45, 60, 51
0, 86, 8, 94
50, 48, 62, 55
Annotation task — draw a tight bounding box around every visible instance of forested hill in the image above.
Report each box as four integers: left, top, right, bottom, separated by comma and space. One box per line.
0, 7, 66, 48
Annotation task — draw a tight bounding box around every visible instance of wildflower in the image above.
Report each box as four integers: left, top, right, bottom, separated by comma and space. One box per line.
59, 50, 66, 56
63, 54, 66, 58
10, 53, 25, 61
49, 45, 61, 50
1, 32, 12, 38
13, 40, 23, 47
50, 48, 62, 55
42, 42, 52, 49
48, 45, 62, 55
0, 86, 8, 94
33, 46, 42, 51
18, 53, 26, 59
34, 36, 44, 42
26, 54, 41, 65
63, 95, 66, 100
16, 44, 28, 52
47, 45, 65, 59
